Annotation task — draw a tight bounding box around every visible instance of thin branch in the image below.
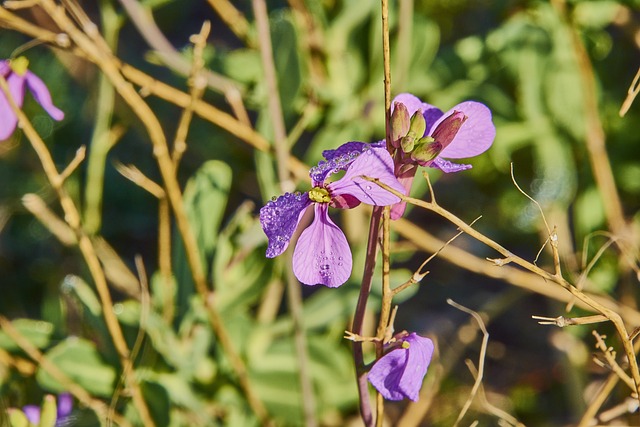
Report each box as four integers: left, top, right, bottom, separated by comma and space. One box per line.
620, 65, 640, 117
365, 175, 640, 396
447, 299, 489, 427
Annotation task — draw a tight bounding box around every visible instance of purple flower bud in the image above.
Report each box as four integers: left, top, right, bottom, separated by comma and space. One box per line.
431, 110, 467, 151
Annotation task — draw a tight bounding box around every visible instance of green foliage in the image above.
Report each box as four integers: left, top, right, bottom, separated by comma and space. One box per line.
2, 0, 640, 425
36, 338, 116, 397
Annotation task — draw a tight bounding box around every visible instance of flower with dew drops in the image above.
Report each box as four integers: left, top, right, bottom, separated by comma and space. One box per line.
0, 56, 65, 141
259, 144, 405, 287
368, 332, 434, 401
389, 93, 495, 219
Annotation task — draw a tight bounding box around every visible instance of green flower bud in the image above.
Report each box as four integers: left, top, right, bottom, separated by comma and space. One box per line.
400, 135, 415, 153
391, 102, 410, 147
39, 395, 57, 427
408, 111, 426, 141
8, 409, 28, 427
411, 138, 442, 164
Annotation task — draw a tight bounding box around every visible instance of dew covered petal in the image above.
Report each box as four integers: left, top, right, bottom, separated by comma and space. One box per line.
429, 157, 472, 173
292, 204, 351, 287
259, 192, 312, 258
311, 141, 385, 184
329, 148, 405, 206
435, 101, 495, 159
25, 71, 64, 121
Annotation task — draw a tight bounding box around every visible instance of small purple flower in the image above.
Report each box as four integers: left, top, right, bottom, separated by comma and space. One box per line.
0, 56, 65, 140
389, 93, 495, 219
368, 332, 434, 401
260, 145, 405, 287
23, 393, 73, 426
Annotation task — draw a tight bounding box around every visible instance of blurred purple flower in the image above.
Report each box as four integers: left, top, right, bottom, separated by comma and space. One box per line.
23, 393, 73, 426
0, 57, 65, 140
389, 93, 495, 219
368, 332, 434, 401
260, 144, 404, 287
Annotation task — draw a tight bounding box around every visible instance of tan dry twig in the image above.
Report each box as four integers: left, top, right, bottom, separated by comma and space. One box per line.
367, 174, 640, 397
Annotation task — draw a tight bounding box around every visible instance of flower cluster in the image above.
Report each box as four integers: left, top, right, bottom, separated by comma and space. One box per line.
260, 143, 405, 287
388, 93, 495, 219
0, 56, 64, 140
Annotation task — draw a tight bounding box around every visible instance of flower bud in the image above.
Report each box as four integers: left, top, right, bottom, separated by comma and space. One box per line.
400, 135, 415, 153
431, 110, 467, 150
39, 395, 57, 427
408, 111, 426, 140
411, 137, 441, 164
390, 102, 410, 148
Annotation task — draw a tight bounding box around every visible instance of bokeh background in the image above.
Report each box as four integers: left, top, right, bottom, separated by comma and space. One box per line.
1, 0, 640, 425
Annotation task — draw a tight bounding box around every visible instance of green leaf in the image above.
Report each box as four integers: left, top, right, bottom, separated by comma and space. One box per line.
183, 160, 233, 258
0, 319, 53, 351
270, 10, 304, 120
36, 338, 116, 397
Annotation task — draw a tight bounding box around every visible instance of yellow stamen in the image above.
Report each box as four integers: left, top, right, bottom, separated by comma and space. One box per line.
9, 56, 29, 76
308, 187, 331, 203
401, 341, 411, 349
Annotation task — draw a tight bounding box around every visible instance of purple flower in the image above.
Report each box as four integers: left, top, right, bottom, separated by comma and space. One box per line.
368, 332, 434, 401
0, 57, 65, 140
389, 93, 495, 219
23, 393, 73, 426
260, 144, 405, 287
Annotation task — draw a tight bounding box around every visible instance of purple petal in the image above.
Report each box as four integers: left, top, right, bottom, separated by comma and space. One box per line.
57, 393, 73, 418
389, 164, 418, 220
0, 60, 10, 77
429, 157, 472, 173
0, 72, 26, 140
392, 93, 443, 136
367, 346, 410, 401
329, 148, 405, 206
311, 141, 386, 184
292, 204, 352, 287
434, 101, 495, 159
396, 333, 434, 401
22, 405, 41, 424
260, 192, 312, 258
367, 333, 434, 401
25, 71, 64, 121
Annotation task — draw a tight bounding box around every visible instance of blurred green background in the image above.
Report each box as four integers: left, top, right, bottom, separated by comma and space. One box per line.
1, 0, 640, 425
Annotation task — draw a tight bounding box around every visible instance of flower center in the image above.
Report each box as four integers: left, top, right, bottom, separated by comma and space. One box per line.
9, 56, 29, 76
308, 187, 331, 203
401, 341, 411, 349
